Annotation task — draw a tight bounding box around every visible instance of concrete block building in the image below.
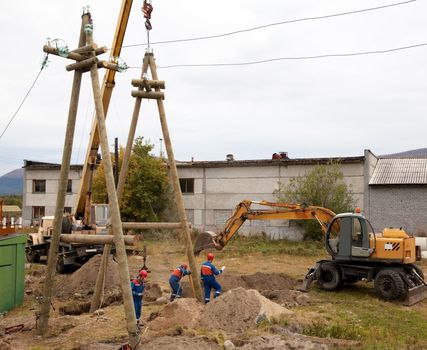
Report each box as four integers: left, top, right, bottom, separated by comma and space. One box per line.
21, 149, 427, 240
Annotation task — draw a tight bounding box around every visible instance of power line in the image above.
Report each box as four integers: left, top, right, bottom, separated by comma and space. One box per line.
125, 42, 427, 69
121, 0, 417, 49
0, 57, 48, 139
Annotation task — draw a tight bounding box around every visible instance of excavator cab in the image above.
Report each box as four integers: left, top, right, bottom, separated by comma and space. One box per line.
325, 213, 375, 260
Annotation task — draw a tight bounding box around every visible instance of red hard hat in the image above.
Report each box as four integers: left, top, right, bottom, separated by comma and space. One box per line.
207, 253, 214, 261
139, 270, 148, 278
181, 263, 188, 269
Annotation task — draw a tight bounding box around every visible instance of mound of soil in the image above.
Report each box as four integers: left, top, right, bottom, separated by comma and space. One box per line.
55, 254, 121, 299
147, 298, 203, 332
181, 272, 304, 306
200, 287, 293, 332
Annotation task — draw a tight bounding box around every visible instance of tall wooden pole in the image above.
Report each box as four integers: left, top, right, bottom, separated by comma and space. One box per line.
148, 53, 204, 302
37, 16, 86, 336
84, 13, 139, 347
90, 54, 150, 313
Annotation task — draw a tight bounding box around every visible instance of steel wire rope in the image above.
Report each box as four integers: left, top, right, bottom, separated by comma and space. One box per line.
120, 0, 416, 49
124, 42, 427, 69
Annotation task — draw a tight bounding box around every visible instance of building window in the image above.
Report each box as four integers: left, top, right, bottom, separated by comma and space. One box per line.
64, 207, 72, 214
32, 206, 45, 225
67, 179, 72, 193
179, 178, 194, 194
33, 179, 46, 193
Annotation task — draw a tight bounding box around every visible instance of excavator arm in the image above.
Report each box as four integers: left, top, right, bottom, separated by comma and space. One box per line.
193, 199, 336, 254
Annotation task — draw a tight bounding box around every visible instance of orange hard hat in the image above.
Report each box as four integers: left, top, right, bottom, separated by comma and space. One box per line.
139, 269, 148, 278
355, 207, 361, 213
181, 263, 188, 269
207, 253, 214, 261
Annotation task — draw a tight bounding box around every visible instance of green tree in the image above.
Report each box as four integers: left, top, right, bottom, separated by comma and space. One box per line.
273, 161, 355, 240
92, 137, 169, 222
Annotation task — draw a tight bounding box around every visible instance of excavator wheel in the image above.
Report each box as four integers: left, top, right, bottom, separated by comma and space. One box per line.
374, 269, 406, 301
316, 262, 341, 291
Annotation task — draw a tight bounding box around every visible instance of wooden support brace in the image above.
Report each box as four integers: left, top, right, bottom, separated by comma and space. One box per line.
131, 79, 165, 89
71, 44, 98, 54
66, 57, 99, 71
122, 222, 186, 230
131, 90, 164, 100
43, 45, 86, 61
59, 234, 137, 245
100, 61, 121, 71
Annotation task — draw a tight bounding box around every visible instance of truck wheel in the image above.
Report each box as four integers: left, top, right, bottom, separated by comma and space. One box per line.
316, 262, 341, 291
56, 257, 66, 274
374, 269, 405, 300
26, 250, 40, 263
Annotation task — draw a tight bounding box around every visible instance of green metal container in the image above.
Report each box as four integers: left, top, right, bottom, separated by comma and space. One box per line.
0, 234, 27, 312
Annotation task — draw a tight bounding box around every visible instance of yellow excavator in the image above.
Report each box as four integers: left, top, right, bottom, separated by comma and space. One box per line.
193, 199, 427, 305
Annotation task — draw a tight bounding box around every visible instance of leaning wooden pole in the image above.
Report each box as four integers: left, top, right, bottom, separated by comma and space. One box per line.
84, 13, 139, 347
148, 53, 204, 302
91, 55, 150, 312
37, 16, 86, 337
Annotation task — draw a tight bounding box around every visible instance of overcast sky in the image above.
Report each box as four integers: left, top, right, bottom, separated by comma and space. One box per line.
1, 0, 426, 176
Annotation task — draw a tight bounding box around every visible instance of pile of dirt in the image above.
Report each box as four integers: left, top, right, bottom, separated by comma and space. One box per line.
55, 254, 121, 299
147, 298, 204, 332
200, 287, 293, 332
181, 272, 306, 306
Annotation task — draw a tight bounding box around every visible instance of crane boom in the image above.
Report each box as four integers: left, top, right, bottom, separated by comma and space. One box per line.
74, 0, 134, 221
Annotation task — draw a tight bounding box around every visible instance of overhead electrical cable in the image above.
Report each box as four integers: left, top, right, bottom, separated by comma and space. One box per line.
0, 55, 49, 139
126, 42, 427, 69
121, 0, 416, 49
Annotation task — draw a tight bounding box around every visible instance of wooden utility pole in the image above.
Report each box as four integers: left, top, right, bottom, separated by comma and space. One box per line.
37, 16, 86, 337
84, 13, 140, 347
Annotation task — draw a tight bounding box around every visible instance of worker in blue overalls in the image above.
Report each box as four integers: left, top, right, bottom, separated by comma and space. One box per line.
169, 263, 191, 301
131, 269, 147, 327
200, 253, 225, 304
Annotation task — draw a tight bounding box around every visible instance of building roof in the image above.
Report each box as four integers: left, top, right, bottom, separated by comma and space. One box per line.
369, 158, 427, 185
176, 156, 365, 168
2, 205, 21, 213
23, 160, 83, 171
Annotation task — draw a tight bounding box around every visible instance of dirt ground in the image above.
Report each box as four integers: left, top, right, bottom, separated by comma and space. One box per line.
0, 244, 380, 349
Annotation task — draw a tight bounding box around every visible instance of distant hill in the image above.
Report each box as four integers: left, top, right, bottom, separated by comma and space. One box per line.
381, 148, 427, 158
0, 169, 23, 195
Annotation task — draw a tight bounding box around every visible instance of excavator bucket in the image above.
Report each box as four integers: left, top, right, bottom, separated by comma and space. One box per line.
193, 231, 218, 255
403, 284, 427, 306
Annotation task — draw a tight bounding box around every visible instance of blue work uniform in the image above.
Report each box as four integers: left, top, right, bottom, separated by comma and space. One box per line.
131, 278, 145, 321
200, 260, 223, 303
169, 265, 191, 301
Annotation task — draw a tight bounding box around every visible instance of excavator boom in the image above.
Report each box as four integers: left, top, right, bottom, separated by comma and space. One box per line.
193, 199, 336, 254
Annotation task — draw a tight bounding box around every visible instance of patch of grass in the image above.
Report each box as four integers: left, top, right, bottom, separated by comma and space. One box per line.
299, 286, 427, 350
303, 320, 363, 340
226, 236, 324, 257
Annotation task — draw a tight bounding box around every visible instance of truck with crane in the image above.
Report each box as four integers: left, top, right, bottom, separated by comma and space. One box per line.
193, 199, 427, 305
